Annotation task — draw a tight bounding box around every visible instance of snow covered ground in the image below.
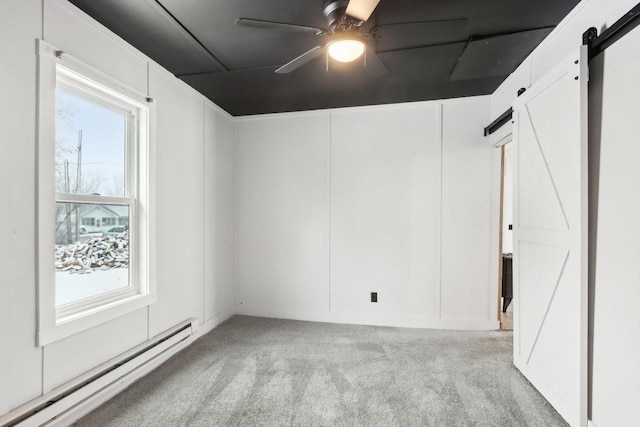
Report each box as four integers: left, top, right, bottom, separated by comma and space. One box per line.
55, 268, 129, 306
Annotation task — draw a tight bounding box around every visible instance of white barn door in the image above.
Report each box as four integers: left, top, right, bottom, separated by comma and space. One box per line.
512, 46, 588, 427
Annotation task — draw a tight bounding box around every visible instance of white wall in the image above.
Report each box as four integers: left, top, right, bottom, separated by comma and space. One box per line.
330, 105, 440, 320
148, 65, 204, 337
589, 25, 640, 427
0, 0, 45, 411
204, 104, 236, 321
441, 100, 498, 324
235, 113, 330, 314
490, 1, 640, 425
502, 143, 513, 254
235, 97, 499, 330
0, 0, 235, 416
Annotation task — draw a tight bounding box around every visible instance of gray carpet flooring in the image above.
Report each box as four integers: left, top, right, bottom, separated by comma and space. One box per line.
75, 316, 566, 426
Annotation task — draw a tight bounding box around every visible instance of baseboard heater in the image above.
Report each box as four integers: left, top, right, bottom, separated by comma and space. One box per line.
0, 318, 199, 427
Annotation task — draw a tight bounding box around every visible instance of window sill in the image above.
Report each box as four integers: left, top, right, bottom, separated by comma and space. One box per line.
38, 292, 156, 347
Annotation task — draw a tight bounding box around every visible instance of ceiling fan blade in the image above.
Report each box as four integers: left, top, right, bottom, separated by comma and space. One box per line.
364, 45, 388, 78
276, 46, 326, 74
236, 18, 327, 35
345, 0, 381, 22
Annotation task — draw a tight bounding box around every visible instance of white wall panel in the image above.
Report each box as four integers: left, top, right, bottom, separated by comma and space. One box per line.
529, 0, 637, 83
502, 144, 514, 254
43, 0, 147, 93
441, 98, 495, 321
235, 98, 498, 329
148, 67, 205, 335
330, 105, 441, 317
43, 0, 147, 94
235, 113, 330, 313
0, 0, 44, 414
204, 104, 235, 321
42, 309, 148, 392
590, 25, 640, 427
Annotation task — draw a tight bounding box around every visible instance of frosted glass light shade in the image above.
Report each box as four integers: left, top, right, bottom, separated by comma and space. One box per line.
328, 39, 365, 62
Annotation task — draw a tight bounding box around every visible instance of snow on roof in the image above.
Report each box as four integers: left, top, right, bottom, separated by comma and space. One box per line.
79, 204, 129, 218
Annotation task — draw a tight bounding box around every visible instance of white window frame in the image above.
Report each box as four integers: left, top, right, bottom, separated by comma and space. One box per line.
37, 40, 156, 346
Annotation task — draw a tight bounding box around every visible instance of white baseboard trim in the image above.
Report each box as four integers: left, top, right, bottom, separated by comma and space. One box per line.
236, 304, 500, 331
199, 305, 236, 336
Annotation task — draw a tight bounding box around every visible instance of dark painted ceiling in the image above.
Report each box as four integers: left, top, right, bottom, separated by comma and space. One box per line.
69, 0, 580, 116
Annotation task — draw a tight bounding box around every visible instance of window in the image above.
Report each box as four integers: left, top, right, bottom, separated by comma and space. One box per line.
37, 41, 155, 345
102, 217, 117, 226
81, 217, 95, 226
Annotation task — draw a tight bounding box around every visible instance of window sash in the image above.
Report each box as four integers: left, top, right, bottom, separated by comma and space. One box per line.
57, 79, 136, 121
56, 193, 134, 205
56, 66, 140, 200
57, 66, 144, 122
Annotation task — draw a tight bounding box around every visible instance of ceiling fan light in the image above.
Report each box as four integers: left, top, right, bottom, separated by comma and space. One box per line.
328, 39, 365, 62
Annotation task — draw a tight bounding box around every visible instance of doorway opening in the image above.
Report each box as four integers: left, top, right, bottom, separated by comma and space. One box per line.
499, 142, 513, 330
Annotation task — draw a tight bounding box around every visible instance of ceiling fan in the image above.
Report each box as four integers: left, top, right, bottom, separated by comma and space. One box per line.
235, 0, 552, 81
236, 0, 389, 77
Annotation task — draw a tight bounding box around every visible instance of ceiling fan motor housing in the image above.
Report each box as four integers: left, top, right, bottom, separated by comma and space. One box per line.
323, 0, 358, 33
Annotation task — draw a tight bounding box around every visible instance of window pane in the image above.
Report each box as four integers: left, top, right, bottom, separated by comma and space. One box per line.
55, 202, 130, 307
55, 88, 127, 197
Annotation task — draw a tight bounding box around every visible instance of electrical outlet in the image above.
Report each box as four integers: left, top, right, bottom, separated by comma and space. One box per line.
371, 292, 378, 303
